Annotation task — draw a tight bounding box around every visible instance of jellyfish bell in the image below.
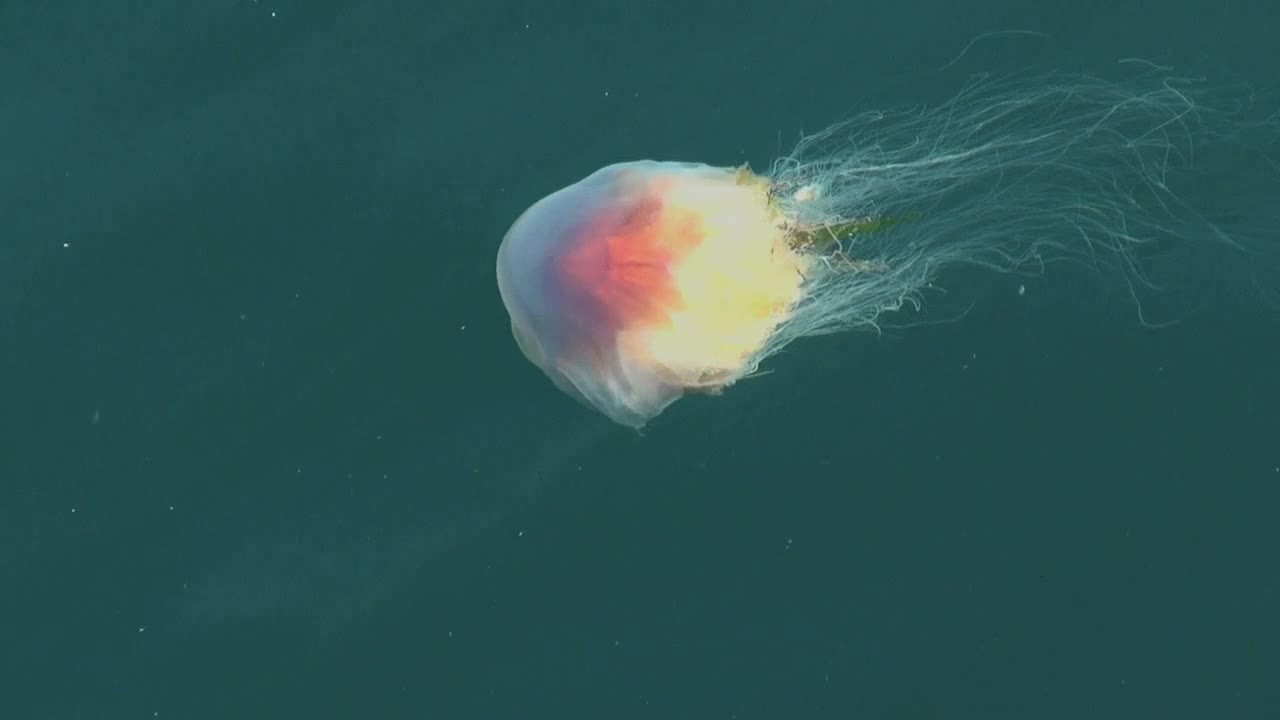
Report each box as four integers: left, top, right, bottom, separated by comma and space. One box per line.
496, 160, 813, 428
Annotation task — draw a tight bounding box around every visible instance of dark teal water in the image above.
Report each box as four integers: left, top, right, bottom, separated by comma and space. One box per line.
3, 1, 1278, 718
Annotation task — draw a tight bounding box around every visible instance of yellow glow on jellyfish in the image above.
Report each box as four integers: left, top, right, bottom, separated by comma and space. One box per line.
496, 161, 813, 428
497, 69, 1277, 428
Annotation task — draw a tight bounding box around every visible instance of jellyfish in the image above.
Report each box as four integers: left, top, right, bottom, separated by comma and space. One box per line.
496, 68, 1276, 428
